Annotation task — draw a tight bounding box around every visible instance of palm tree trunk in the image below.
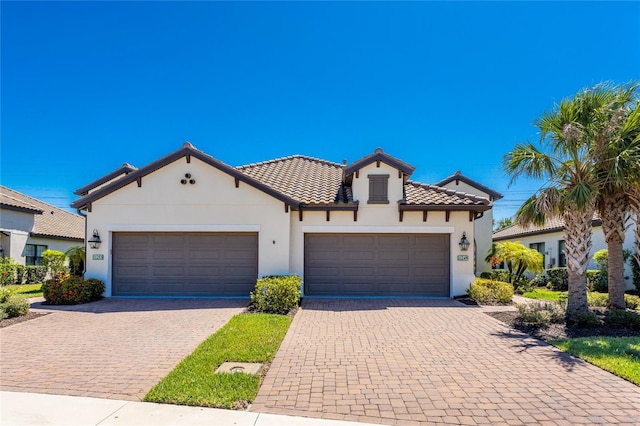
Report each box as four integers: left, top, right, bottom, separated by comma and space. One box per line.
600, 190, 628, 309
564, 207, 593, 317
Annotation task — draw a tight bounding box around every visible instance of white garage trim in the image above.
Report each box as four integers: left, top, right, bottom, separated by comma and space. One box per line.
302, 225, 454, 234
107, 224, 261, 232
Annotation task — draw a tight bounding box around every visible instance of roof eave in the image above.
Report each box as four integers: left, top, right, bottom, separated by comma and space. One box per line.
344, 150, 416, 177
0, 203, 44, 215
399, 204, 492, 212
73, 164, 137, 196
434, 173, 503, 200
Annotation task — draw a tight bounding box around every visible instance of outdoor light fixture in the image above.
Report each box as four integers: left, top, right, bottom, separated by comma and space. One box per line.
88, 229, 102, 249
459, 232, 470, 251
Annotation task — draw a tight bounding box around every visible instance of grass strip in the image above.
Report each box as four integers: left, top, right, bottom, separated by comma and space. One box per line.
6, 284, 43, 298
550, 337, 640, 386
522, 288, 566, 301
144, 312, 292, 408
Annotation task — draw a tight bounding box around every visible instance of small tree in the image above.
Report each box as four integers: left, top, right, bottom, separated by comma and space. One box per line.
494, 217, 514, 231
65, 246, 85, 276
42, 249, 66, 277
491, 241, 544, 284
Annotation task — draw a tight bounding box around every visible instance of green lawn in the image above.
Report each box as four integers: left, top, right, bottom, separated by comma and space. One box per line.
5, 284, 43, 298
550, 337, 640, 386
522, 288, 566, 301
144, 313, 292, 408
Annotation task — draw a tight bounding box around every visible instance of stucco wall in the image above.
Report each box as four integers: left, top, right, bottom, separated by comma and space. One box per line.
0, 209, 36, 235
502, 224, 636, 290
84, 156, 291, 296
440, 180, 494, 275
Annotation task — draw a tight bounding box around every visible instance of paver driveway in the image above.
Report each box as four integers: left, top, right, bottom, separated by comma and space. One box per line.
252, 299, 640, 425
0, 298, 246, 400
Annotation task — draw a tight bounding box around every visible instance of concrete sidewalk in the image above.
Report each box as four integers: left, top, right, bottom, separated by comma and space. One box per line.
1, 391, 386, 426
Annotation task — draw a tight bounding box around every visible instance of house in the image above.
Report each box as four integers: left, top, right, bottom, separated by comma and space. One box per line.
71, 143, 500, 298
434, 171, 503, 274
492, 215, 637, 290
0, 186, 85, 266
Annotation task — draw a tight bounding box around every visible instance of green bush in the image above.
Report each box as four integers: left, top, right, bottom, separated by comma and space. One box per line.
15, 265, 27, 284
42, 277, 105, 305
25, 266, 47, 284
587, 292, 609, 307
586, 270, 606, 292
625, 294, 640, 310
42, 249, 67, 277
0, 258, 17, 285
569, 310, 601, 327
546, 268, 569, 291
529, 274, 547, 288
0, 287, 29, 319
250, 275, 301, 314
516, 301, 565, 326
604, 310, 640, 330
480, 270, 511, 283
467, 278, 513, 304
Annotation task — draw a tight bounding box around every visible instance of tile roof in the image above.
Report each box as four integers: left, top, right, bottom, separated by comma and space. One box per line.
404, 181, 491, 207
0, 192, 43, 213
0, 186, 85, 240
237, 155, 353, 204
493, 214, 602, 240
434, 171, 503, 200
74, 163, 137, 196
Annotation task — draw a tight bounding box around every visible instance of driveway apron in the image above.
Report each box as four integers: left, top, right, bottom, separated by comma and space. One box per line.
0, 298, 246, 401
252, 299, 640, 425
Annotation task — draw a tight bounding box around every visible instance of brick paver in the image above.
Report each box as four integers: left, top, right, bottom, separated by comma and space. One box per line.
252, 299, 640, 425
0, 298, 246, 400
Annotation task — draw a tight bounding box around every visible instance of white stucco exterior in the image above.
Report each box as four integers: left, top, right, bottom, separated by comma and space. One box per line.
80, 147, 492, 298
497, 224, 636, 291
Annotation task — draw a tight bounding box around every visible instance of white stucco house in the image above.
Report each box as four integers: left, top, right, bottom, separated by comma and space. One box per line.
493, 216, 637, 290
71, 143, 500, 298
0, 186, 84, 266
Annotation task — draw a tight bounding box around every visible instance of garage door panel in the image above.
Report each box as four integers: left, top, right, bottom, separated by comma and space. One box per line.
113, 232, 257, 297
305, 233, 450, 297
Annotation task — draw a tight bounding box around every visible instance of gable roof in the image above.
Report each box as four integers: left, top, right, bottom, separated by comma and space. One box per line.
237, 155, 353, 205
74, 163, 137, 196
0, 191, 43, 214
71, 142, 302, 210
434, 171, 503, 201
344, 148, 415, 178
72, 143, 493, 213
0, 186, 84, 240
493, 215, 603, 241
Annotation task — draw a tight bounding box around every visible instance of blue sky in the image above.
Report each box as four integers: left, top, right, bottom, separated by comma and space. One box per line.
2, 1, 639, 222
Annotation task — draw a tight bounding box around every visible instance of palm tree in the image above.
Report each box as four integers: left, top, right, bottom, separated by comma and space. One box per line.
65, 245, 85, 276
590, 84, 640, 308
494, 217, 513, 231
504, 89, 604, 317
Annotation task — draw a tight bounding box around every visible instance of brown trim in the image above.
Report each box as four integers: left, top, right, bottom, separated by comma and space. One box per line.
87, 203, 92, 213
235, 177, 240, 188
344, 149, 416, 177
297, 203, 359, 211
355, 170, 359, 179
423, 211, 428, 222
376, 160, 380, 167
29, 233, 84, 242
136, 177, 142, 187
398, 170, 403, 179
71, 143, 302, 210
434, 172, 503, 200
185, 154, 191, 164
73, 164, 137, 196
326, 211, 330, 222
353, 210, 357, 221
0, 203, 43, 214
285, 204, 289, 213
299, 210, 303, 222
469, 211, 474, 222
493, 220, 603, 241
445, 211, 450, 222
399, 210, 403, 222
398, 204, 492, 212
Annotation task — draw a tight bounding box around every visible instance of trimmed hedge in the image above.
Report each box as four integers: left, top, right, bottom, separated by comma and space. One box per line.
250, 275, 301, 314
546, 268, 568, 291
467, 278, 513, 305
0, 287, 29, 320
42, 277, 105, 305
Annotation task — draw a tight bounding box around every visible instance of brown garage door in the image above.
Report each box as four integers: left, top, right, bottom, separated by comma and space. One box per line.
304, 233, 450, 297
112, 232, 258, 297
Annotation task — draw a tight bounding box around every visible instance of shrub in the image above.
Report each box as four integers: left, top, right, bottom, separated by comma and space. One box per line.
480, 270, 511, 284
0, 258, 17, 285
624, 294, 640, 310
604, 310, 640, 330
568, 310, 601, 327
467, 278, 513, 304
42, 276, 105, 305
546, 268, 568, 291
529, 274, 547, 288
24, 266, 47, 284
587, 292, 609, 307
42, 249, 67, 277
586, 270, 606, 292
516, 301, 565, 326
0, 287, 29, 319
250, 275, 301, 314
15, 265, 26, 284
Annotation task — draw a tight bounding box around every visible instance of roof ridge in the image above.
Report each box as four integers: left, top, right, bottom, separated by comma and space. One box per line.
433, 171, 503, 200
406, 180, 491, 204
0, 185, 82, 218
237, 154, 344, 169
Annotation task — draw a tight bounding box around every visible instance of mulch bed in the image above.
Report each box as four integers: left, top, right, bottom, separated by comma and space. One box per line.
0, 312, 50, 328
486, 309, 640, 341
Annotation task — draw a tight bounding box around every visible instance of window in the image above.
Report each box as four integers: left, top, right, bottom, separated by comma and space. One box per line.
558, 240, 566, 267
368, 174, 389, 204
529, 242, 546, 268
25, 244, 47, 266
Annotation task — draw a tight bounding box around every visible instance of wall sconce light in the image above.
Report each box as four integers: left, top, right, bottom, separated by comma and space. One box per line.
88, 229, 102, 249
459, 232, 470, 251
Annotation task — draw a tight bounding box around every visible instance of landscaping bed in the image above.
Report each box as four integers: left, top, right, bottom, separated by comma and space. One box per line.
0, 311, 49, 328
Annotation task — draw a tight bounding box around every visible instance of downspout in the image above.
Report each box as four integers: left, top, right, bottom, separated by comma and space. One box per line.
77, 208, 87, 277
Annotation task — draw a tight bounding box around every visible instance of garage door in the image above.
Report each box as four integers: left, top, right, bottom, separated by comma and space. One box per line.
304, 233, 450, 297
112, 232, 258, 296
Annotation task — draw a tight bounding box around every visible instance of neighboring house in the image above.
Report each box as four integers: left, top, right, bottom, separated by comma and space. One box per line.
71, 143, 500, 298
434, 171, 503, 274
0, 186, 85, 266
493, 216, 637, 290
